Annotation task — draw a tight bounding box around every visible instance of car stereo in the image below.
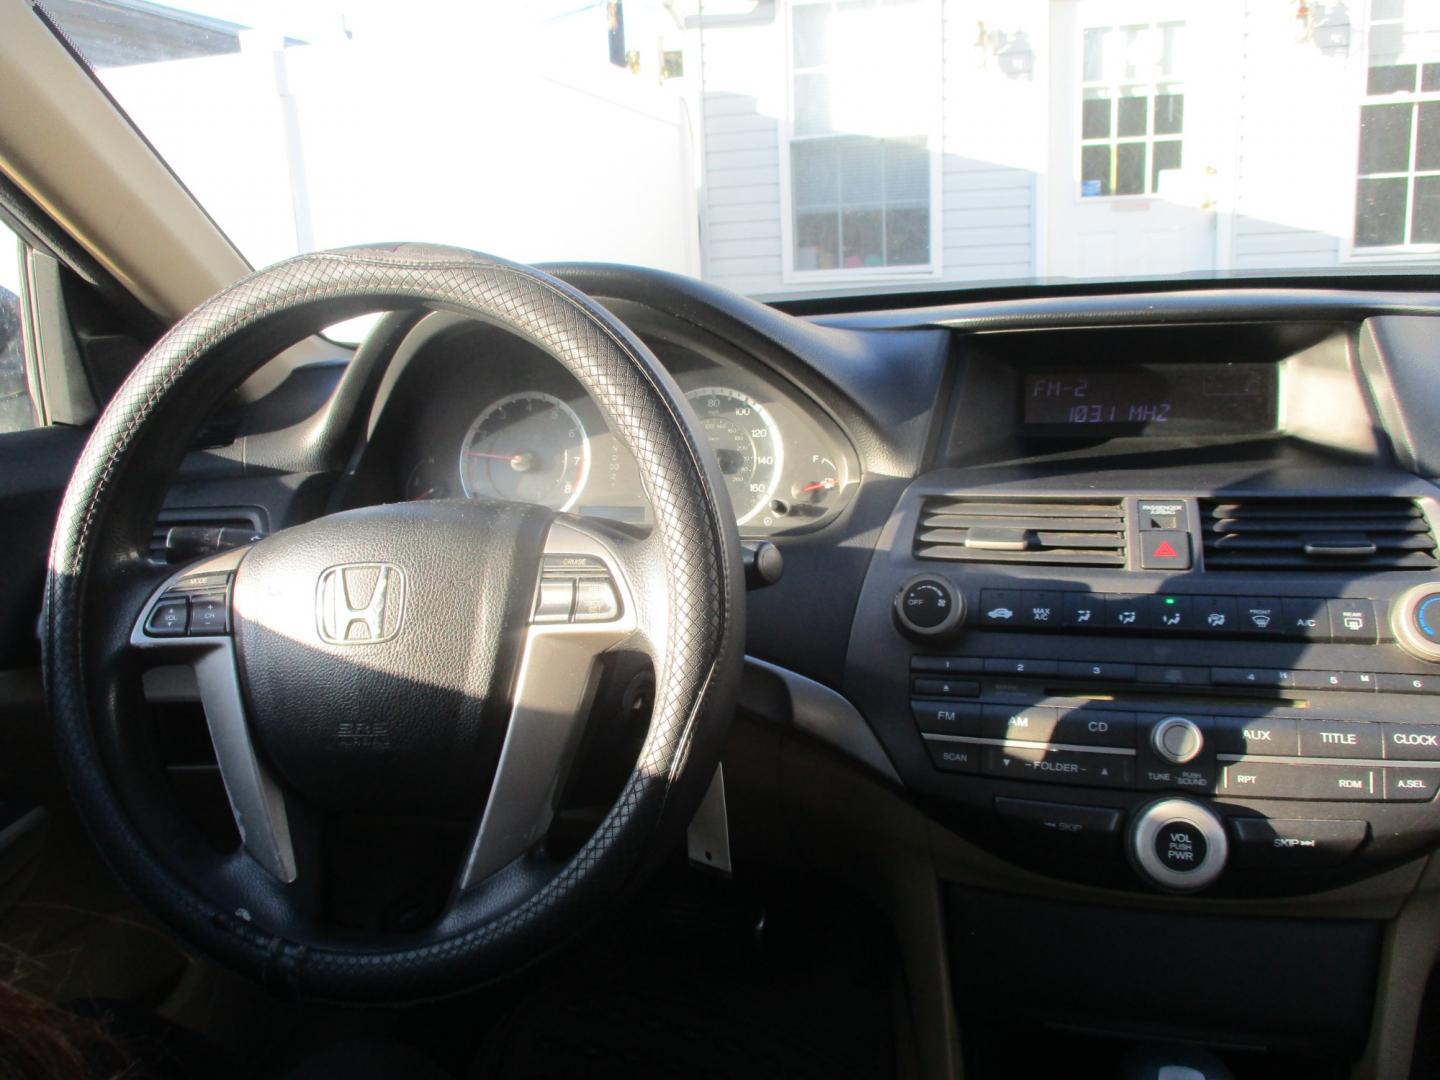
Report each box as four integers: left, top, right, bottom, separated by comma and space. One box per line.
847, 486, 1440, 897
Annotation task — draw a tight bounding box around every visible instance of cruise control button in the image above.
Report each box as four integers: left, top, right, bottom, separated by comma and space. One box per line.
981, 704, 1060, 741
925, 740, 980, 774
911, 678, 980, 698
573, 579, 620, 622
144, 597, 190, 637
1061, 593, 1104, 629
981, 746, 1132, 788
1384, 768, 1440, 801
1297, 721, 1382, 759
1212, 715, 1299, 756
187, 594, 229, 635
533, 579, 575, 623
1382, 724, 1440, 761
1229, 817, 1368, 868
1328, 599, 1378, 643
911, 700, 983, 736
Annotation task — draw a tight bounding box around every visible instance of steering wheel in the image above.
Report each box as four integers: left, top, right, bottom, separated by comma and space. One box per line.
42, 244, 744, 1000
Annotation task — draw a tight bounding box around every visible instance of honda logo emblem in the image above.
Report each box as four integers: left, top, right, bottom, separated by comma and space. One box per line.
316, 563, 405, 644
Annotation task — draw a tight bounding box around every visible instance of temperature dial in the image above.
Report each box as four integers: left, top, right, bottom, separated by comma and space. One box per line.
893, 575, 964, 639
1394, 586, 1440, 663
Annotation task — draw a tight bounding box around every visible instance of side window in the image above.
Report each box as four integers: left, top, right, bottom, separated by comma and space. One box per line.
0, 221, 38, 433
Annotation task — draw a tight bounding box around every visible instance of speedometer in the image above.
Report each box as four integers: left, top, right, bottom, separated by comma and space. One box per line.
459, 392, 589, 510
685, 387, 783, 525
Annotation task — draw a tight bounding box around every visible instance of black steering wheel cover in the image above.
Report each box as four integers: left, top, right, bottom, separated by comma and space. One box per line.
43, 244, 744, 999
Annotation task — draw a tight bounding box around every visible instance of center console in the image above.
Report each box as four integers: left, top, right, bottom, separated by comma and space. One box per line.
846, 478, 1440, 896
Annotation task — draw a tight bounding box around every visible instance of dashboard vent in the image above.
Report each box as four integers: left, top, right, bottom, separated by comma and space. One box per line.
914, 496, 1127, 567
1200, 497, 1437, 572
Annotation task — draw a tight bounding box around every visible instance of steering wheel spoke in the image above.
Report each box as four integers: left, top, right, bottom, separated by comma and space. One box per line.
131, 548, 298, 885
457, 517, 648, 891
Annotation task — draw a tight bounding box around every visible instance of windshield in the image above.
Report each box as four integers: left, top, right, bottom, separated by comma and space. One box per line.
38, 0, 1440, 301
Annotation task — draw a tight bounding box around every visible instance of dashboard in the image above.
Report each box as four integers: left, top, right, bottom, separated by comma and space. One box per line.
143, 270, 1440, 1075
363, 314, 860, 538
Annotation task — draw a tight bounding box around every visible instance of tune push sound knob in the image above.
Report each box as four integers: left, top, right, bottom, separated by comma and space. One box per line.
893, 575, 965, 639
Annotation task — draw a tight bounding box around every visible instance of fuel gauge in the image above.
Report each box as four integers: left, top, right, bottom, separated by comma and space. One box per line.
792, 455, 843, 507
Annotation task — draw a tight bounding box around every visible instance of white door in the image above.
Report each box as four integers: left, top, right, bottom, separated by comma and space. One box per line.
1045, 0, 1238, 278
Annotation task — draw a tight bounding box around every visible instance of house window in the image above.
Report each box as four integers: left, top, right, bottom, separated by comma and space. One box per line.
1078, 21, 1185, 197
1353, 3, 1440, 248
789, 0, 933, 273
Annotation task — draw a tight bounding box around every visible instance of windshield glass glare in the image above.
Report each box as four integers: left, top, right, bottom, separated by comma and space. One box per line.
39, 0, 1440, 299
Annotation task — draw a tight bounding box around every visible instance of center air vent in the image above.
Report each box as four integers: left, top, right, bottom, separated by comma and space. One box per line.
914, 496, 1127, 567
1200, 497, 1437, 572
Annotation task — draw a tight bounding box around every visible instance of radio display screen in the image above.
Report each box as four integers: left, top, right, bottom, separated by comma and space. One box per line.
1021, 363, 1279, 436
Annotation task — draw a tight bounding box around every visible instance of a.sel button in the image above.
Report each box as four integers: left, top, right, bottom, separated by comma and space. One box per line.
1385, 768, 1440, 801
982, 747, 1132, 788
1212, 715, 1299, 756
925, 740, 980, 774
1297, 721, 1382, 759
1230, 818, 1368, 869
1381, 723, 1440, 761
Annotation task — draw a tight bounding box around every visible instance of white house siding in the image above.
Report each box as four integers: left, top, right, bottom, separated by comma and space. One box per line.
698, 19, 786, 295
1228, 2, 1355, 270
939, 0, 1047, 281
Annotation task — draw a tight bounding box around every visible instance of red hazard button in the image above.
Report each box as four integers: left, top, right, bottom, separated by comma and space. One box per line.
1140, 530, 1192, 570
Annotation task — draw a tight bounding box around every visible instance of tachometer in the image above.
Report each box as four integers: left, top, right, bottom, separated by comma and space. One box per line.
685, 387, 783, 525
459, 392, 589, 510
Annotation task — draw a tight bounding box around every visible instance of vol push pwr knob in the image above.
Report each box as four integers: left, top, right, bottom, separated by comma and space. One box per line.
893, 575, 965, 639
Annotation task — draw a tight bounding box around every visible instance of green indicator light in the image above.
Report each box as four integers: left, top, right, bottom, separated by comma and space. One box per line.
1164, 597, 1176, 605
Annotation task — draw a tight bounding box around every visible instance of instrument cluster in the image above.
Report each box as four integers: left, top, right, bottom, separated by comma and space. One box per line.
393, 325, 860, 538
